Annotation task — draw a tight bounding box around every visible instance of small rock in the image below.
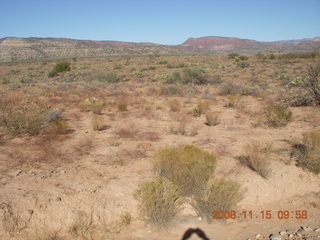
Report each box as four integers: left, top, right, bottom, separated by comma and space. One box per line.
288, 234, 294, 239
269, 234, 282, 240
314, 228, 320, 232
56, 197, 62, 201
247, 238, 252, 240
15, 169, 22, 176
255, 233, 261, 239
302, 226, 313, 232
295, 232, 302, 237
279, 231, 287, 236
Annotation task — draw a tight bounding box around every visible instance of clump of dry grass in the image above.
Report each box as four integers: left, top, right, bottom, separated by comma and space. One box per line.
91, 114, 106, 131
192, 177, 244, 223
134, 177, 184, 227
117, 102, 127, 111
205, 112, 220, 126
293, 128, 320, 174
239, 141, 272, 178
169, 99, 181, 112
192, 101, 210, 117
79, 97, 105, 114
0, 96, 50, 136
224, 95, 241, 108
266, 104, 293, 127
152, 145, 217, 196
45, 119, 69, 135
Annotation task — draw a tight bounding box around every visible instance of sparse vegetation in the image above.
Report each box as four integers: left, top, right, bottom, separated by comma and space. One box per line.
134, 177, 184, 227
293, 128, 320, 174
0, 96, 50, 136
152, 145, 217, 196
117, 102, 128, 111
266, 104, 293, 127
48, 61, 71, 77
205, 112, 220, 126
192, 101, 210, 117
192, 177, 244, 223
79, 97, 105, 114
240, 141, 272, 178
91, 114, 106, 131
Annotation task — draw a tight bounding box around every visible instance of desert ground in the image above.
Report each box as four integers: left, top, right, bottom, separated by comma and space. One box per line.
0, 54, 319, 240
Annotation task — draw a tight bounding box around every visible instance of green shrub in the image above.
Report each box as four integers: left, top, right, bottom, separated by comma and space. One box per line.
180, 67, 208, 85
192, 177, 243, 223
267, 104, 293, 127
293, 129, 320, 174
117, 103, 127, 111
166, 71, 181, 84
54, 61, 71, 72
134, 177, 184, 227
239, 55, 249, 61
48, 70, 58, 78
228, 53, 239, 59
152, 145, 217, 196
237, 61, 250, 68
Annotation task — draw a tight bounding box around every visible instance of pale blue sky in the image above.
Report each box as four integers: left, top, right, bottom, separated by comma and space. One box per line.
0, 0, 319, 44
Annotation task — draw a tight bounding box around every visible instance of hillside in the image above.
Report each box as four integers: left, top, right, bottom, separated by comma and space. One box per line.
0, 36, 320, 62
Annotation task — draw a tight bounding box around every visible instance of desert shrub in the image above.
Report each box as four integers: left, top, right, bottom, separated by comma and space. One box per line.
166, 63, 187, 69
152, 145, 217, 196
54, 61, 71, 72
117, 103, 127, 111
180, 67, 208, 85
224, 95, 241, 107
266, 104, 293, 127
169, 99, 180, 112
46, 120, 69, 135
192, 101, 210, 117
239, 141, 272, 178
48, 62, 70, 77
95, 72, 121, 83
239, 55, 249, 61
91, 114, 106, 131
237, 61, 250, 68
134, 177, 184, 227
79, 97, 105, 114
305, 60, 320, 105
169, 121, 187, 135
293, 129, 320, 174
158, 60, 168, 64
192, 177, 243, 223
228, 53, 239, 59
219, 82, 242, 95
47, 70, 58, 78
0, 97, 50, 136
160, 85, 182, 96
207, 75, 223, 85
166, 71, 181, 84
280, 88, 315, 107
205, 112, 220, 126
